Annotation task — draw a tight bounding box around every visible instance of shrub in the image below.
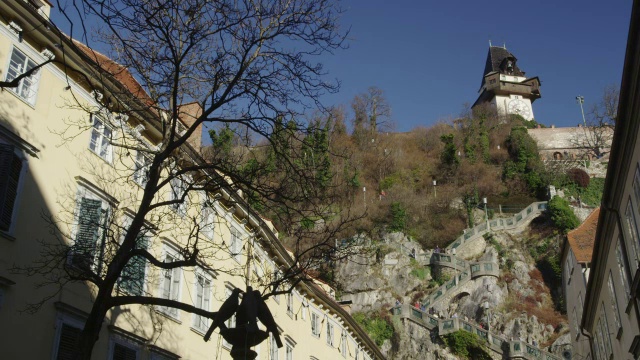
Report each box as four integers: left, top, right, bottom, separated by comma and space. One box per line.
442, 330, 492, 360
548, 196, 580, 233
567, 168, 590, 188
353, 311, 395, 347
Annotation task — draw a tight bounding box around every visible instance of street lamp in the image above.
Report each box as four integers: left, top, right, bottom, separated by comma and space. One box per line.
482, 197, 488, 221
576, 95, 587, 127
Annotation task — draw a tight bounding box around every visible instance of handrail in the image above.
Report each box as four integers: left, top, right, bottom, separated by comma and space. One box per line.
447, 201, 547, 252
391, 305, 561, 360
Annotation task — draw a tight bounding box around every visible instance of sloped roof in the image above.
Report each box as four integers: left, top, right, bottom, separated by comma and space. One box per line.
480, 46, 525, 88
71, 40, 154, 107
567, 207, 600, 263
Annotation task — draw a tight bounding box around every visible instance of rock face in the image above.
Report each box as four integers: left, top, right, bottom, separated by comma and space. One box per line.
336, 226, 569, 359
337, 233, 428, 312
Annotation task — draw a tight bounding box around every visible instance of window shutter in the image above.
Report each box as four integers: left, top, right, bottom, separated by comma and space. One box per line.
56, 323, 81, 360
121, 234, 148, 295
0, 144, 21, 231
73, 198, 102, 269
113, 343, 137, 360
171, 267, 180, 300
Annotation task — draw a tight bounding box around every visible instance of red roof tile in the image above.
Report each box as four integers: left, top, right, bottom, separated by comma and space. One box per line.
567, 208, 600, 263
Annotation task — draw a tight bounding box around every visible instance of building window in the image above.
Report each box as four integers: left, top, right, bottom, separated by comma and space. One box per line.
222, 285, 237, 349
117, 220, 149, 296
600, 303, 613, 359
53, 322, 82, 359
616, 238, 632, 303
230, 227, 242, 261
133, 151, 151, 186
326, 322, 334, 346
607, 271, 622, 332
287, 293, 294, 317
192, 270, 213, 333
624, 199, 640, 273
110, 339, 139, 360
169, 176, 186, 214
341, 331, 347, 357
159, 247, 182, 318
0, 143, 26, 233
285, 342, 293, 360
89, 116, 113, 162
270, 334, 279, 360
71, 193, 111, 272
200, 196, 216, 239
5, 47, 40, 105
565, 250, 575, 284
311, 313, 320, 337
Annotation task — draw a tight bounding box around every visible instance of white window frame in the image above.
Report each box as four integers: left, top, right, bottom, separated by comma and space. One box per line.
158, 244, 182, 319
192, 268, 214, 333
616, 237, 632, 303
607, 271, 622, 333
89, 115, 114, 163
133, 151, 151, 186
311, 312, 320, 338
222, 284, 238, 349
326, 322, 334, 346
230, 226, 242, 261
287, 292, 294, 318
169, 175, 187, 215
70, 186, 112, 273
285, 340, 294, 360
270, 333, 280, 360
5, 46, 41, 106
200, 194, 216, 240
340, 331, 348, 357
50, 314, 84, 360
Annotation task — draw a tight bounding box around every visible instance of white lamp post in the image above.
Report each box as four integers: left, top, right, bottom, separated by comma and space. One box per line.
576, 95, 587, 127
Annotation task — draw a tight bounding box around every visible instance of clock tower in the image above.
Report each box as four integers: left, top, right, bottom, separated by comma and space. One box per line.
472, 45, 541, 121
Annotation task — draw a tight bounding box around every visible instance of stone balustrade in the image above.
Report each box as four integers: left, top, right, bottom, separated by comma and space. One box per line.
391, 305, 560, 360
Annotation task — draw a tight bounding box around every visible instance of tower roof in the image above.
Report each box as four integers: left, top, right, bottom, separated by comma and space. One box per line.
480, 46, 526, 88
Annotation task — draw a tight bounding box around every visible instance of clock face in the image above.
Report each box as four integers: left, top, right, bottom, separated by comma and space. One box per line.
508, 99, 531, 118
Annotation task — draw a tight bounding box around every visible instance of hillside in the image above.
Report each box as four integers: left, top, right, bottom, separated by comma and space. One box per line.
336, 203, 580, 359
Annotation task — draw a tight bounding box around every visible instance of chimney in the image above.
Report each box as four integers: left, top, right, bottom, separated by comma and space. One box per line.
177, 102, 203, 151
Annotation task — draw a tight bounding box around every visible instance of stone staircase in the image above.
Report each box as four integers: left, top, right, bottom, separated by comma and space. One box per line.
389, 201, 558, 359
391, 305, 561, 360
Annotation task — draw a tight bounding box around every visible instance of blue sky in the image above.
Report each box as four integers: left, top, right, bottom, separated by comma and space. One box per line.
318, 0, 632, 131
51, 0, 632, 132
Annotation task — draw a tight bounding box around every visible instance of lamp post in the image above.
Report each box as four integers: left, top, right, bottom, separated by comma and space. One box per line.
576, 95, 587, 127
482, 197, 488, 221
432, 179, 437, 198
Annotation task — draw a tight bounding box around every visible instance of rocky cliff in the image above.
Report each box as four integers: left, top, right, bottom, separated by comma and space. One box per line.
336, 212, 571, 359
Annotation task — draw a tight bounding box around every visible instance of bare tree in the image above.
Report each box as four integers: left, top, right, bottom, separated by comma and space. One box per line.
351, 86, 391, 146
571, 85, 618, 159
14, 0, 362, 358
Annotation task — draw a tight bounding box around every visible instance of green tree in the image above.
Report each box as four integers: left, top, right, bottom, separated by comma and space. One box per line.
548, 196, 580, 233
440, 133, 460, 168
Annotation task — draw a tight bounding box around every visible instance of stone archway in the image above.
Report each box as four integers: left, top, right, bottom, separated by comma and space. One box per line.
553, 151, 563, 160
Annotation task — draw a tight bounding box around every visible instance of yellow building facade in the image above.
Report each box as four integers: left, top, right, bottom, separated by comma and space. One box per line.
0, 1, 385, 359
